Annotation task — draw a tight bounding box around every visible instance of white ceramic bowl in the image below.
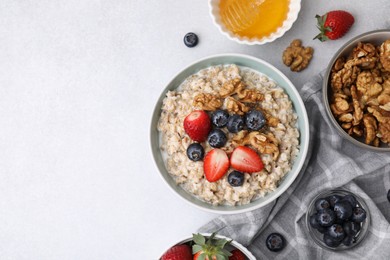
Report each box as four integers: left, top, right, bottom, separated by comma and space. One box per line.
209, 0, 301, 45
159, 233, 256, 260
150, 53, 309, 214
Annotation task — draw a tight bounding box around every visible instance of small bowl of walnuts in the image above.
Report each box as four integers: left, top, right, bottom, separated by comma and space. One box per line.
323, 29, 390, 151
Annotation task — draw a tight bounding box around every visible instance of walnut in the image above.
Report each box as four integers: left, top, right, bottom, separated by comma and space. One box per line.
220, 78, 242, 98
193, 93, 222, 111
331, 65, 360, 90
338, 113, 353, 123
367, 106, 390, 144
363, 114, 377, 145
232, 130, 279, 160
350, 85, 363, 125
282, 39, 314, 72
236, 88, 264, 102
379, 39, 390, 72
332, 57, 345, 72
224, 96, 249, 115
378, 79, 390, 111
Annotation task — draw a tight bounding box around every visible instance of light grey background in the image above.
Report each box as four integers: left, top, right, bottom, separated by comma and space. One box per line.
0, 0, 388, 259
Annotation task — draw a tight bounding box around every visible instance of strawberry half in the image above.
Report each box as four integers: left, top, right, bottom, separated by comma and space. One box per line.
314, 10, 354, 42
230, 146, 263, 173
161, 244, 192, 260
229, 249, 246, 260
203, 149, 229, 182
183, 110, 211, 142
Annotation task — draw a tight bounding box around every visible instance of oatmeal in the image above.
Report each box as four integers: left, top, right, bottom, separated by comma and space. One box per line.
158, 64, 300, 206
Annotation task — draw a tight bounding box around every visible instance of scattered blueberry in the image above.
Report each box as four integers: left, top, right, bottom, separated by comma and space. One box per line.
327, 224, 345, 241
333, 200, 353, 220
316, 208, 336, 227
227, 171, 245, 187
186, 143, 204, 161
342, 235, 355, 246
315, 198, 331, 211
227, 114, 245, 133
245, 110, 266, 131
183, 32, 198, 48
342, 194, 358, 207
327, 195, 342, 208
323, 233, 342, 248
207, 129, 227, 148
351, 207, 367, 223
266, 233, 285, 252
387, 189, 390, 202
211, 110, 229, 128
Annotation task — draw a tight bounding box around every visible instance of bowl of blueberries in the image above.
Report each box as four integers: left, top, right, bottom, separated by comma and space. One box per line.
306, 189, 370, 250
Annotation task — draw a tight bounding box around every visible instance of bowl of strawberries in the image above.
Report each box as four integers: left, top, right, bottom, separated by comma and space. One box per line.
150, 53, 309, 214
160, 232, 255, 260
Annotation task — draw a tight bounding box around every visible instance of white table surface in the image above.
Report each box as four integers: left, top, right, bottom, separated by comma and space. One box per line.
0, 0, 389, 259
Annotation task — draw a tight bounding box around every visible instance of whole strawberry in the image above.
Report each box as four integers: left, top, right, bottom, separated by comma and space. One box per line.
183, 110, 211, 142
161, 244, 192, 260
314, 10, 354, 42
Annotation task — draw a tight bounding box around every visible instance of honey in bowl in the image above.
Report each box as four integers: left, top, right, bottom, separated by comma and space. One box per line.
219, 0, 290, 39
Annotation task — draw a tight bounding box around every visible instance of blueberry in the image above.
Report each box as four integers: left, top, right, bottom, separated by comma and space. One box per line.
327, 195, 342, 208
186, 143, 204, 161
334, 200, 353, 220
266, 233, 285, 252
227, 114, 245, 133
342, 222, 356, 236
342, 194, 358, 207
323, 233, 342, 248
207, 129, 227, 148
183, 32, 198, 47
316, 208, 336, 227
387, 189, 390, 202
342, 235, 355, 246
327, 224, 345, 241
227, 171, 245, 187
310, 214, 327, 233
309, 214, 320, 229
211, 110, 229, 128
245, 110, 266, 131
315, 198, 331, 211
350, 207, 367, 223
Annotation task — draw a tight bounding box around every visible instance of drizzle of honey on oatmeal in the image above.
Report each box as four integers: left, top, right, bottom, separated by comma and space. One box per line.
219, 0, 290, 39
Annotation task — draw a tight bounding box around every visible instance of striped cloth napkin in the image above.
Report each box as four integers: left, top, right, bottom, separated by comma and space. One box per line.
199, 73, 390, 259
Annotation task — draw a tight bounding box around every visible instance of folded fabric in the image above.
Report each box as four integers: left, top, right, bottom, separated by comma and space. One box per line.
199, 72, 390, 259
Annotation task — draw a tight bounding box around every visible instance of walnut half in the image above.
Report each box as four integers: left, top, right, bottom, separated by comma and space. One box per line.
282, 39, 314, 72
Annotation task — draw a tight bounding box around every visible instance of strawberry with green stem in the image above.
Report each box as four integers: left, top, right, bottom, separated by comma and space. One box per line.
314, 10, 355, 42
192, 233, 232, 260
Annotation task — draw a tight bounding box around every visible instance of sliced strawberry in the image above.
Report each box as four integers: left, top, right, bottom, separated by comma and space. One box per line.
230, 146, 263, 173
161, 244, 192, 260
183, 110, 211, 142
203, 149, 229, 182
229, 249, 246, 260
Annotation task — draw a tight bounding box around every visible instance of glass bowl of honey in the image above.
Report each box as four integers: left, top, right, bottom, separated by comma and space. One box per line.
209, 0, 301, 45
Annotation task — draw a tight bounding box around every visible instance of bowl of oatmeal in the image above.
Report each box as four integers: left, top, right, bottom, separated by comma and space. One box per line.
323, 30, 390, 151
150, 54, 309, 214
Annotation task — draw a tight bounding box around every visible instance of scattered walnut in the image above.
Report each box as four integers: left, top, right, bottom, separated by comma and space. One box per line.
193, 93, 222, 111
224, 96, 249, 115
236, 87, 264, 103
282, 39, 314, 72
379, 39, 390, 72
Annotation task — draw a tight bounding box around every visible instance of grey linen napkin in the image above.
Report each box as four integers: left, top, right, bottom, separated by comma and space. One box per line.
199, 73, 390, 259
